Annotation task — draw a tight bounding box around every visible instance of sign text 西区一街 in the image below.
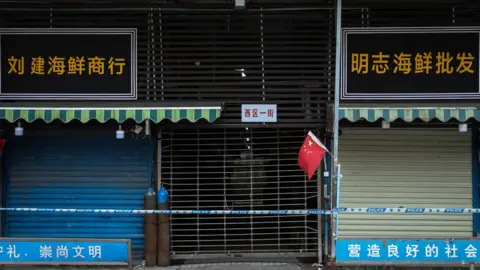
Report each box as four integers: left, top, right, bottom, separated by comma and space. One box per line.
0, 29, 137, 100
341, 27, 480, 100
0, 238, 130, 266
337, 239, 480, 264
241, 104, 277, 123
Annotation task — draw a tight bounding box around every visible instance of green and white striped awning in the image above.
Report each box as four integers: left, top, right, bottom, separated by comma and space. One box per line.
0, 103, 222, 123
339, 107, 478, 123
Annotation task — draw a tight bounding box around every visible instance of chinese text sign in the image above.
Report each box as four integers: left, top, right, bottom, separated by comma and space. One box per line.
0, 29, 137, 100
337, 239, 480, 264
241, 104, 277, 123
341, 28, 480, 100
0, 239, 129, 264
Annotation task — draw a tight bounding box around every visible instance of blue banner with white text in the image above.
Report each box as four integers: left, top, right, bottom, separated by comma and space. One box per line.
337, 239, 480, 263
0, 239, 128, 264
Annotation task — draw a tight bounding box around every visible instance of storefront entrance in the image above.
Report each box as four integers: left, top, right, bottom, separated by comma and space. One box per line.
3, 130, 153, 261
161, 127, 320, 258
338, 127, 473, 238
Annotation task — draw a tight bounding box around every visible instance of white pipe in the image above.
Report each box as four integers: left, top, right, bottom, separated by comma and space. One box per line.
331, 0, 343, 262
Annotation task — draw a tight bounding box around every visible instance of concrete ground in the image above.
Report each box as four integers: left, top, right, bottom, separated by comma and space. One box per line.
0, 262, 318, 270
143, 262, 315, 270
0, 264, 475, 269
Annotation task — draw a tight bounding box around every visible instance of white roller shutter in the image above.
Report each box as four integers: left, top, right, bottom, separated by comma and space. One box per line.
338, 128, 472, 238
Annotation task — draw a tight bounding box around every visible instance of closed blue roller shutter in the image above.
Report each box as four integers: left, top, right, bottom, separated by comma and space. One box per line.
3, 132, 152, 262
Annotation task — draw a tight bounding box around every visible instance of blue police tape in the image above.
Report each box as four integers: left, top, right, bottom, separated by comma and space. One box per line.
0, 207, 480, 215
338, 207, 478, 213
0, 208, 330, 215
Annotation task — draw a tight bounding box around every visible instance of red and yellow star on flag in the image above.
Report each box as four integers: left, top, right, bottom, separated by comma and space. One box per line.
298, 131, 328, 180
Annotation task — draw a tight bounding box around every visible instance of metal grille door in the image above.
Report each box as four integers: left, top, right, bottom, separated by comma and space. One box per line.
161, 128, 319, 258
338, 128, 472, 238
4, 131, 151, 262
158, 9, 332, 127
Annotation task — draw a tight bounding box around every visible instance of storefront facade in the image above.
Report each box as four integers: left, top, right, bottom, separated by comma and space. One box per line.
0, 2, 332, 265
0, 107, 221, 262
338, 125, 473, 238
334, 2, 480, 266
4, 129, 153, 261
335, 110, 480, 266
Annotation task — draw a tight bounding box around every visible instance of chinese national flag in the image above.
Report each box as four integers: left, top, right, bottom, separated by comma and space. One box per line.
0, 139, 6, 152
298, 131, 327, 180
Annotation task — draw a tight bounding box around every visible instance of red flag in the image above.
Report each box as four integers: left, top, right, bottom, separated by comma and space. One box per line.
0, 139, 6, 152
298, 131, 327, 180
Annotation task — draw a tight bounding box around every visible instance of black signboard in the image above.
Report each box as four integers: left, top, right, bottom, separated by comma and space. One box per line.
341, 27, 480, 100
0, 29, 137, 100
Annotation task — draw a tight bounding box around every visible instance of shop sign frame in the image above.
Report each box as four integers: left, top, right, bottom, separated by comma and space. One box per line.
341, 27, 480, 101
0, 28, 137, 100
336, 238, 480, 266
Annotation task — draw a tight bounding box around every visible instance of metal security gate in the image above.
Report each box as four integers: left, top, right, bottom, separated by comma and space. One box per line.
4, 130, 152, 262
338, 128, 472, 238
161, 127, 319, 257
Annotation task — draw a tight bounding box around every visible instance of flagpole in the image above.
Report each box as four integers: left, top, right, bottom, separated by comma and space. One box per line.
332, 0, 343, 264
310, 130, 336, 160
323, 147, 335, 159
335, 164, 341, 240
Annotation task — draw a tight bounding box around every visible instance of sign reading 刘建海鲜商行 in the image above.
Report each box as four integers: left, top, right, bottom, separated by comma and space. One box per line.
341, 27, 480, 101
0, 28, 137, 100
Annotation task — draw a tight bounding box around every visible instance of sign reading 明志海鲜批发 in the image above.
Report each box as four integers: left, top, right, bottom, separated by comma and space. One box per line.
337, 239, 480, 264
341, 27, 480, 100
0, 238, 130, 266
0, 28, 137, 100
